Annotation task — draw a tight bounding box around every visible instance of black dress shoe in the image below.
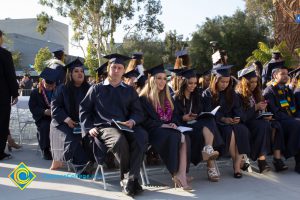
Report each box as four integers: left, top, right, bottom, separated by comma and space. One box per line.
42, 149, 52, 160
134, 179, 144, 195
121, 179, 135, 196
258, 160, 271, 173
0, 153, 12, 160
273, 158, 288, 172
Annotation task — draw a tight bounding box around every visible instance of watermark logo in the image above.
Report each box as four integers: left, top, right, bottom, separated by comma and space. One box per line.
296, 14, 300, 24
8, 162, 36, 190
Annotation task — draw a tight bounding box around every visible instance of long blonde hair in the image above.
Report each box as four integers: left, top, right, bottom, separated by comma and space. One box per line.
139, 74, 174, 111
126, 59, 143, 73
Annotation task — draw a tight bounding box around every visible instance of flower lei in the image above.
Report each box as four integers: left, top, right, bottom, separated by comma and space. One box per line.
156, 99, 173, 122
272, 81, 296, 116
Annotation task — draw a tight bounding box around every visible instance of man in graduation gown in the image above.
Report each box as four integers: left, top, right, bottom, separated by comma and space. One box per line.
263, 65, 300, 174
29, 67, 58, 160
80, 53, 148, 196
0, 30, 19, 160
262, 51, 285, 88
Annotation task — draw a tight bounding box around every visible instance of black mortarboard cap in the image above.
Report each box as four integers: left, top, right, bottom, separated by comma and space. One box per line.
180, 69, 197, 79
65, 57, 84, 70
237, 65, 257, 79
132, 52, 143, 60
145, 63, 165, 77
123, 69, 140, 78
175, 49, 188, 58
95, 61, 108, 75
103, 53, 131, 65
40, 67, 59, 84
168, 67, 188, 75
272, 50, 282, 59
52, 47, 64, 58
212, 64, 233, 77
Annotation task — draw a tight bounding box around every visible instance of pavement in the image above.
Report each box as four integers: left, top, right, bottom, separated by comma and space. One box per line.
1, 139, 300, 200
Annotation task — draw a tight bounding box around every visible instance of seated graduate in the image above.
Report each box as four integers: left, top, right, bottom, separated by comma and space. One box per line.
123, 69, 139, 91
50, 58, 93, 174
235, 66, 287, 173
29, 67, 59, 160
263, 64, 300, 174
139, 64, 192, 191
290, 67, 300, 117
79, 53, 148, 197
174, 68, 223, 182
202, 64, 251, 178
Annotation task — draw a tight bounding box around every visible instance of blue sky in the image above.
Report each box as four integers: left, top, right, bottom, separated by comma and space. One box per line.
0, 0, 245, 55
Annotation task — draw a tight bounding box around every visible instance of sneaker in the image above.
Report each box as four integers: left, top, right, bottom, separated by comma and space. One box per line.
273, 158, 288, 172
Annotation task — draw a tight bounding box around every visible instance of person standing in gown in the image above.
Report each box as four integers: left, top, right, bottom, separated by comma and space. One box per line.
126, 52, 147, 91
235, 66, 287, 173
46, 48, 66, 85
50, 58, 93, 175
263, 65, 300, 174
139, 64, 192, 191
174, 68, 223, 182
80, 53, 148, 197
202, 64, 251, 178
29, 67, 59, 160
0, 30, 19, 160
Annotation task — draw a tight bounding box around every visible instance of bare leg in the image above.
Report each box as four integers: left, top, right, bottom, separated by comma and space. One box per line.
203, 127, 214, 146
229, 131, 242, 173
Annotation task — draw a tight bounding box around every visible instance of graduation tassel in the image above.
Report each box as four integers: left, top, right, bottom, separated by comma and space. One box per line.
96, 73, 99, 83
38, 78, 42, 94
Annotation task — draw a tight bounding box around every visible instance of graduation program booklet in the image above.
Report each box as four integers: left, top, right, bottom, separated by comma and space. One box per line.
256, 112, 273, 119
162, 125, 193, 133
112, 119, 134, 133
197, 106, 221, 119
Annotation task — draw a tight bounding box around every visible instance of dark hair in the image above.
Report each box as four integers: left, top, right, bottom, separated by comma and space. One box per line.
53, 51, 64, 61
209, 75, 233, 107
0, 30, 3, 37
176, 76, 201, 112
254, 61, 263, 77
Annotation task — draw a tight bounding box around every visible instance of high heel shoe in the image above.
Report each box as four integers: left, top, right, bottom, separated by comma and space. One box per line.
207, 167, 220, 182
202, 145, 219, 161
172, 176, 193, 191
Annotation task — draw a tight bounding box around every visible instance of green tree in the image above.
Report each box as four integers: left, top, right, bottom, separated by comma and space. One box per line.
85, 42, 100, 78
246, 41, 299, 68
189, 10, 268, 72
119, 34, 165, 69
11, 51, 22, 68
244, 0, 275, 38
38, 0, 164, 65
34, 47, 52, 73
163, 30, 186, 64
36, 12, 53, 34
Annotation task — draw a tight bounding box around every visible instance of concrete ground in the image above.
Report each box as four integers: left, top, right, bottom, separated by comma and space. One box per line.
0, 140, 300, 200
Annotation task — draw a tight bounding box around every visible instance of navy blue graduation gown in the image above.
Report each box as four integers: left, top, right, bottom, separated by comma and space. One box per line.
294, 88, 300, 118
202, 89, 251, 156
139, 96, 190, 174
79, 82, 148, 164
174, 92, 223, 165
263, 85, 300, 158
236, 93, 285, 161
50, 84, 91, 167
28, 88, 52, 150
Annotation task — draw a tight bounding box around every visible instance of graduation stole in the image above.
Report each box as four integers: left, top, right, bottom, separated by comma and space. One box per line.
272, 82, 296, 116
38, 80, 51, 108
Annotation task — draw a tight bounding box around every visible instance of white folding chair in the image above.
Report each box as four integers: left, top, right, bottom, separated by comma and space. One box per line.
93, 160, 150, 190
15, 96, 36, 144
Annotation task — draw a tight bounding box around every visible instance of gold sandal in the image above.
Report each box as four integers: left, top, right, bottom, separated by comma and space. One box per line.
202, 145, 219, 161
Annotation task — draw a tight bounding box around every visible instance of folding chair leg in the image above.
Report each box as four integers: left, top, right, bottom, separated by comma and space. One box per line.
93, 165, 100, 181
140, 169, 146, 186
142, 161, 150, 185
100, 165, 107, 190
